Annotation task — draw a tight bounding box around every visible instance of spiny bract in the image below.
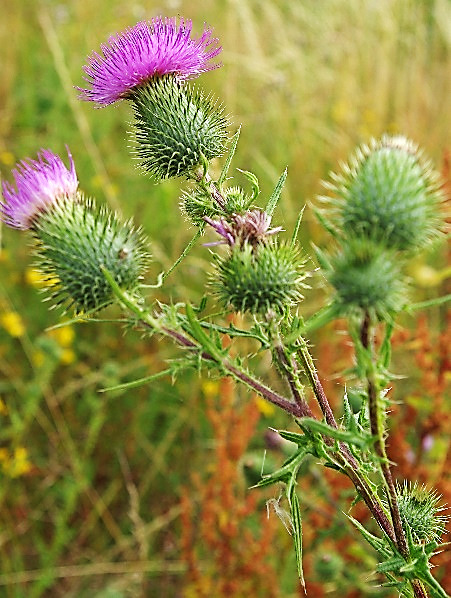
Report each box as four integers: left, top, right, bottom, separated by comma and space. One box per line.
213, 242, 307, 314
131, 76, 228, 180
320, 135, 444, 251
32, 195, 150, 314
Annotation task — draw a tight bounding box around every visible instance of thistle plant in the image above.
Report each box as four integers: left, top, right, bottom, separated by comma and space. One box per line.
2, 16, 449, 598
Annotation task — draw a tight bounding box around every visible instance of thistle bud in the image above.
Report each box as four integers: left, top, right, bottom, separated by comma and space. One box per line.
32, 196, 150, 314
131, 76, 228, 180
180, 185, 252, 227
320, 135, 445, 251
397, 482, 448, 544
322, 239, 408, 318
213, 242, 307, 315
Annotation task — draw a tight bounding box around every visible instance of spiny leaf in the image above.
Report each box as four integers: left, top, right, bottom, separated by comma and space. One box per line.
100, 367, 172, 392
218, 126, 241, 187
266, 168, 288, 217
287, 483, 305, 587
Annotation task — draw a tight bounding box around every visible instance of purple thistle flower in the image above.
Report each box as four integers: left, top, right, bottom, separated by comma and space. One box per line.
205, 210, 283, 247
79, 17, 222, 106
1, 148, 78, 230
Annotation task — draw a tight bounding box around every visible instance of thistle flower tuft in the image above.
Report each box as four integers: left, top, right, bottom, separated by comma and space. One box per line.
32, 196, 150, 314
213, 242, 307, 315
79, 17, 221, 106
319, 135, 445, 251
1, 148, 78, 230
205, 210, 283, 247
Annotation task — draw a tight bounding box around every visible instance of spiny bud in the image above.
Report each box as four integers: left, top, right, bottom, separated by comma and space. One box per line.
213, 242, 307, 315
180, 185, 253, 228
397, 482, 448, 544
131, 76, 228, 180
319, 135, 445, 251
320, 239, 408, 318
180, 186, 220, 227
32, 195, 150, 314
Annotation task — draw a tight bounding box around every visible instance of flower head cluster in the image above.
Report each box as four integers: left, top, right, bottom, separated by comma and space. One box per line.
79, 17, 221, 106
1, 149, 78, 230
205, 209, 283, 247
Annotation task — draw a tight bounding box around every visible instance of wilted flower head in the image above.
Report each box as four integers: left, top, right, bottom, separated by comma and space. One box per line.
205, 210, 283, 247
79, 17, 221, 106
1, 148, 78, 230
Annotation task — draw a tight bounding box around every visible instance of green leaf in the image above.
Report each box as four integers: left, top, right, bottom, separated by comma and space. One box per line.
100, 368, 172, 392
287, 483, 305, 587
300, 417, 374, 449
266, 168, 288, 217
252, 446, 309, 488
218, 126, 241, 187
184, 303, 226, 363
290, 205, 306, 246
236, 168, 260, 199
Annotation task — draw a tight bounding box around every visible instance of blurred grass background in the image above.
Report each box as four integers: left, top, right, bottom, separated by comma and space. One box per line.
0, 0, 449, 596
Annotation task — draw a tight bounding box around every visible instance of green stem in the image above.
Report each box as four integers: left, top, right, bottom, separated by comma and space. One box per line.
360, 312, 427, 598
161, 227, 204, 283
290, 336, 396, 542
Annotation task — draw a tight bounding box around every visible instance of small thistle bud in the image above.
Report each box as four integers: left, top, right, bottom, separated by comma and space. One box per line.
397, 482, 448, 544
131, 76, 228, 180
32, 196, 150, 314
180, 186, 221, 226
320, 135, 445, 251
222, 186, 254, 215
180, 185, 253, 228
213, 242, 307, 314
323, 239, 408, 318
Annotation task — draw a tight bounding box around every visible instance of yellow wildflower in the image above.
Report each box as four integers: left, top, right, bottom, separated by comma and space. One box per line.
0, 311, 25, 338
201, 380, 219, 399
254, 394, 275, 417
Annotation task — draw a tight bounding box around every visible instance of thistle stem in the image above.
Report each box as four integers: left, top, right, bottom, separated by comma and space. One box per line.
161, 226, 204, 283
360, 311, 427, 598
104, 268, 399, 561
280, 334, 397, 542
272, 341, 314, 418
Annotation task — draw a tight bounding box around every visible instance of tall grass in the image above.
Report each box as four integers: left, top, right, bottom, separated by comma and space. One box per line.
0, 0, 449, 595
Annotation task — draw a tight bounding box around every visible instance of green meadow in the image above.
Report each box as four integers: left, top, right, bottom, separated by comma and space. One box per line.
0, 1, 449, 596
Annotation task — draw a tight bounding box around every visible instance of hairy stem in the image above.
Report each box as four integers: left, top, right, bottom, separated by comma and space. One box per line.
361, 312, 426, 598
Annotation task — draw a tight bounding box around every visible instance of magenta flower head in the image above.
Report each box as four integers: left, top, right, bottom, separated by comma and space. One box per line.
79, 17, 222, 106
1, 148, 78, 230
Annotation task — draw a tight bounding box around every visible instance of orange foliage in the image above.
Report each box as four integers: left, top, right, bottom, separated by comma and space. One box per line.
180, 377, 281, 597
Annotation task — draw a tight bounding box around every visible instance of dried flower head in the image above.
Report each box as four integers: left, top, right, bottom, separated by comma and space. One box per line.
1, 148, 78, 230
205, 210, 283, 247
79, 17, 221, 106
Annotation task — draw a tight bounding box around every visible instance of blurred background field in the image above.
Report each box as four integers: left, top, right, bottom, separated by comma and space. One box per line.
0, 0, 449, 596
